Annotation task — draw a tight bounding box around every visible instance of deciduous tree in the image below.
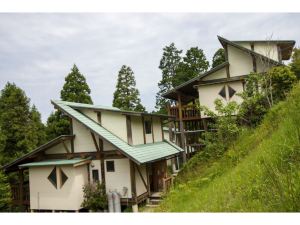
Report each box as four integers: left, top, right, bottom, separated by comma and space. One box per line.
290, 47, 300, 79
212, 48, 225, 68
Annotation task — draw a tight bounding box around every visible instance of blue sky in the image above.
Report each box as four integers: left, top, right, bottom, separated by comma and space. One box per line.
0, 13, 299, 122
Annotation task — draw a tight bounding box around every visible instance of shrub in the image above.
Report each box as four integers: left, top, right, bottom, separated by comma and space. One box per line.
81, 182, 107, 212
0, 171, 11, 212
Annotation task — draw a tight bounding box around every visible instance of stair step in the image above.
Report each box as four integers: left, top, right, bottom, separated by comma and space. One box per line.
149, 199, 162, 205
146, 204, 159, 208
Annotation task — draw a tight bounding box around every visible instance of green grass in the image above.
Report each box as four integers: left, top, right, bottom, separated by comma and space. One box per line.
157, 83, 300, 212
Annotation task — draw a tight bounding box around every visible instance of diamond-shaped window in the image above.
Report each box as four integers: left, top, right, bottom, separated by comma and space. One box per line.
228, 85, 236, 99
60, 169, 68, 188
218, 86, 226, 100
48, 167, 57, 189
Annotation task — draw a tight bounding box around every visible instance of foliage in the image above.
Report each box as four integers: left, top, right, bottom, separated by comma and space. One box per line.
155, 43, 182, 114
0, 171, 11, 212
0, 82, 45, 165
157, 82, 300, 212
60, 64, 93, 104
173, 47, 209, 87
112, 65, 145, 112
81, 182, 108, 212
212, 48, 226, 68
200, 98, 240, 158
46, 64, 93, 140
290, 47, 300, 79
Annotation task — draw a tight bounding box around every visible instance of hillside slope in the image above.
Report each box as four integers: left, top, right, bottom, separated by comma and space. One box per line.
157, 83, 300, 212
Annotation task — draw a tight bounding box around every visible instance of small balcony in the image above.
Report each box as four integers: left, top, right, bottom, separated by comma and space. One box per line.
168, 104, 201, 121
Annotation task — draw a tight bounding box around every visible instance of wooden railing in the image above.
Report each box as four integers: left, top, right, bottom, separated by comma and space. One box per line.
168, 105, 201, 121
11, 184, 30, 205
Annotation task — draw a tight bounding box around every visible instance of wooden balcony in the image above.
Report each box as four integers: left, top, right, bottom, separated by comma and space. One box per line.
168, 105, 201, 121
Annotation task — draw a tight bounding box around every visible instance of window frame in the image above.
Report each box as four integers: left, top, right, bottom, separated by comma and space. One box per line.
106, 160, 115, 172
144, 120, 152, 134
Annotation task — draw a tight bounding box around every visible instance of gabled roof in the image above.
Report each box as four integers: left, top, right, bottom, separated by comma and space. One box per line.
2, 135, 74, 172
217, 36, 283, 66
57, 100, 173, 119
51, 100, 182, 164
162, 61, 229, 102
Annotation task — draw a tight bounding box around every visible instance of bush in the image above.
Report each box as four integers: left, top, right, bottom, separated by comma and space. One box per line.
81, 182, 108, 212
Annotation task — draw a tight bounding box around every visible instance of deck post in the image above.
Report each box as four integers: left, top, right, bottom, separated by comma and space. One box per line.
177, 92, 187, 163
130, 160, 137, 204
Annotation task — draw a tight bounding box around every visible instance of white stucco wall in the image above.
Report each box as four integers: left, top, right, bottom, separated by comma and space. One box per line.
131, 116, 144, 145
227, 81, 244, 104
104, 158, 132, 198
73, 119, 97, 153
135, 164, 148, 196
227, 45, 253, 77
152, 117, 163, 142
101, 111, 127, 142
79, 109, 98, 122
89, 159, 102, 183
29, 165, 88, 211
202, 67, 227, 81
45, 141, 71, 154
253, 42, 279, 61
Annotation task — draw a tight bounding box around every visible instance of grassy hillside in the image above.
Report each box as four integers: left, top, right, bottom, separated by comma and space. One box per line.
157, 83, 300, 212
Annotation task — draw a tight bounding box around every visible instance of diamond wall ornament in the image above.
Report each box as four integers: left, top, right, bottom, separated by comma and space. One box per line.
60, 169, 68, 188
48, 167, 57, 189
228, 85, 236, 99
218, 85, 226, 100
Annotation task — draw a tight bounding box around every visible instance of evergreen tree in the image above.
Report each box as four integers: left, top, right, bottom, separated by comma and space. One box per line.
0, 171, 11, 212
46, 64, 93, 140
155, 43, 182, 114
61, 64, 93, 104
112, 65, 145, 112
27, 105, 47, 147
0, 83, 44, 165
290, 47, 300, 79
173, 47, 209, 87
212, 48, 226, 68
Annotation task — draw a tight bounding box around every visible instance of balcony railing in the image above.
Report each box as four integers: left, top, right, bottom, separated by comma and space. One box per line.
168, 105, 201, 121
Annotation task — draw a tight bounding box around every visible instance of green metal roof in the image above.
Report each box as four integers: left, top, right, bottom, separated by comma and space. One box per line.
19, 158, 88, 168
51, 100, 183, 164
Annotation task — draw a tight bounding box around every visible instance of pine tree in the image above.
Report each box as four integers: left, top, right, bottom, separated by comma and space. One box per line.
46, 64, 93, 140
113, 65, 145, 112
0, 82, 45, 165
155, 43, 182, 114
212, 48, 226, 68
0, 171, 11, 212
173, 47, 209, 87
290, 47, 300, 79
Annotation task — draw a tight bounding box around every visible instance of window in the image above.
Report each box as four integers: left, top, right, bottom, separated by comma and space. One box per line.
106, 161, 115, 172
92, 169, 99, 182
48, 167, 57, 189
144, 120, 152, 134
48, 167, 68, 189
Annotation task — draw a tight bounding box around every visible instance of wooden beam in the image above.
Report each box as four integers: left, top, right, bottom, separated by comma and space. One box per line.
99, 138, 105, 184
97, 112, 102, 124
177, 92, 186, 163
135, 165, 147, 191
126, 115, 133, 145
224, 44, 230, 78
141, 116, 146, 144
130, 160, 137, 203
69, 118, 75, 153
91, 132, 100, 152
146, 164, 150, 196
151, 116, 154, 143
61, 140, 71, 154
19, 170, 24, 206
160, 118, 164, 141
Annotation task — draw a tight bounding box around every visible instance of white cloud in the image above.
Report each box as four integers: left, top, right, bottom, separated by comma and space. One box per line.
0, 13, 299, 122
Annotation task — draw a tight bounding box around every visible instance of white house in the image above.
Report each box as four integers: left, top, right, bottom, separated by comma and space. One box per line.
3, 100, 183, 212
163, 36, 295, 159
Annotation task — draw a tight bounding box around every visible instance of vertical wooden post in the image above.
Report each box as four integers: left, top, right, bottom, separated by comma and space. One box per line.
126, 115, 133, 145
177, 92, 186, 163
19, 170, 24, 206
99, 138, 105, 184
69, 117, 74, 153
146, 164, 150, 196
130, 160, 137, 204
160, 118, 164, 141
141, 116, 146, 144
151, 116, 154, 143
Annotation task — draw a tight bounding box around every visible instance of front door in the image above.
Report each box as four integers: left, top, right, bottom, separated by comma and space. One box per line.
151, 160, 167, 192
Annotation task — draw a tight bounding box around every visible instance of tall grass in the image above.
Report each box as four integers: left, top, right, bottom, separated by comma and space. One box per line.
157, 83, 300, 212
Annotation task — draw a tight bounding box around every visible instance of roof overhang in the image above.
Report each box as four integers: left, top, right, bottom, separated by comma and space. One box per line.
19, 158, 91, 168
162, 62, 229, 102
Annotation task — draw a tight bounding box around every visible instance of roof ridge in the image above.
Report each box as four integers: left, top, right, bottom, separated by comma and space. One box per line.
217, 35, 283, 66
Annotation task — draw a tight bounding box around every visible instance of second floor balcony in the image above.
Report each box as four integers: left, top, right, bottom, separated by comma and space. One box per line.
168, 104, 201, 121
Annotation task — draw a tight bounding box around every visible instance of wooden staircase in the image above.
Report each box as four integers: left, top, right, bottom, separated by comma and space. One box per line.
145, 192, 163, 209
